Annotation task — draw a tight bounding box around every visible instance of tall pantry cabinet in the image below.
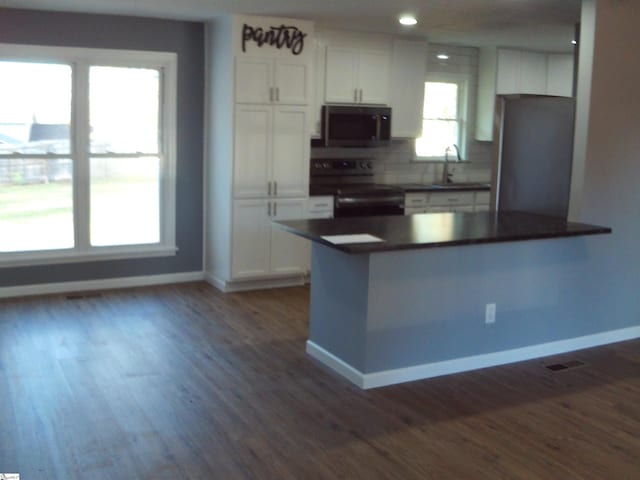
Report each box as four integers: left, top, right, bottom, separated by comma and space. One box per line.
206, 15, 314, 291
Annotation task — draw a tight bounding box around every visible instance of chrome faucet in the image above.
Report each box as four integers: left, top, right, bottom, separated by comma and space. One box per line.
442, 144, 461, 184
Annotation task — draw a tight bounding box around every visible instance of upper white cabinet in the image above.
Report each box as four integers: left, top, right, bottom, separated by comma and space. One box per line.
475, 46, 498, 141
546, 54, 574, 97
497, 49, 547, 95
323, 32, 391, 105
389, 39, 428, 138
235, 56, 311, 105
496, 48, 574, 97
234, 104, 309, 199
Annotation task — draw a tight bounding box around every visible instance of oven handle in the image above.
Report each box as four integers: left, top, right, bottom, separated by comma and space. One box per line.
335, 195, 404, 207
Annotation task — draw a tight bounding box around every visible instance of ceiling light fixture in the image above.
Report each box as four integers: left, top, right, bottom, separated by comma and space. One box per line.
571, 39, 578, 45
437, 54, 449, 60
399, 15, 417, 26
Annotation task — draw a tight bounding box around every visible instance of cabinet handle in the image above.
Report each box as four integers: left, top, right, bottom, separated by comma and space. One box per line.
274, 201, 277, 217
268, 201, 272, 217
274, 181, 278, 196
269, 87, 274, 103
268, 181, 272, 196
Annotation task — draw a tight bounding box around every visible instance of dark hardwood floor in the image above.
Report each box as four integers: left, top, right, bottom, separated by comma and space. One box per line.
1, 282, 639, 479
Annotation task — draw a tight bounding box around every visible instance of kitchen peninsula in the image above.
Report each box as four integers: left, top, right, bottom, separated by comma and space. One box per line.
277, 211, 611, 389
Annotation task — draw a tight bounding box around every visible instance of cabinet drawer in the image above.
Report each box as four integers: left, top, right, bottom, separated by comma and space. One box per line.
404, 193, 428, 207
307, 196, 334, 214
429, 192, 475, 206
404, 206, 427, 215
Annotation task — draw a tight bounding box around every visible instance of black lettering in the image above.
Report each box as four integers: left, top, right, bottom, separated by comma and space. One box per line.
241, 23, 306, 55
241, 24, 253, 53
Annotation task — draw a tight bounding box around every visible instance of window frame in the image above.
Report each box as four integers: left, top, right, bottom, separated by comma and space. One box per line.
414, 72, 469, 162
0, 43, 177, 267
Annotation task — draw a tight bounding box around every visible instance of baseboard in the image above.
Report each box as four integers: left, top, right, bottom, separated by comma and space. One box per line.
205, 272, 305, 292
307, 326, 640, 390
306, 341, 365, 388
0, 271, 205, 299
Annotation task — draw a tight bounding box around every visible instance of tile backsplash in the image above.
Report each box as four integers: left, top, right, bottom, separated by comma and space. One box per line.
311, 138, 493, 185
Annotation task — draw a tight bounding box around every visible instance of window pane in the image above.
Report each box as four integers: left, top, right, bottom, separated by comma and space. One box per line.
423, 82, 458, 120
415, 120, 458, 158
90, 157, 160, 246
0, 62, 72, 155
0, 158, 74, 252
90, 67, 160, 154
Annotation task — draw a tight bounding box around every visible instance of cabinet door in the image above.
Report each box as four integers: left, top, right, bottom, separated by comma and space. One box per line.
520, 51, 547, 94
390, 40, 427, 137
272, 106, 309, 198
325, 46, 359, 103
358, 49, 390, 105
231, 200, 271, 279
546, 54, 574, 97
275, 60, 311, 105
235, 57, 273, 104
234, 105, 271, 198
496, 49, 521, 95
270, 199, 308, 276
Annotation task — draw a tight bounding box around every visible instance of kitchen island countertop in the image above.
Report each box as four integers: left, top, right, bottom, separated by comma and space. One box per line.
276, 211, 611, 254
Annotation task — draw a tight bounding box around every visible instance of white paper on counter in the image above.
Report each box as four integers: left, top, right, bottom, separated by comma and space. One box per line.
321, 234, 384, 244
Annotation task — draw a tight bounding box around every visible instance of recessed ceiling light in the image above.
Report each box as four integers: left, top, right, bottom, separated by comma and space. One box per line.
399, 15, 417, 26
571, 39, 578, 45
437, 54, 449, 60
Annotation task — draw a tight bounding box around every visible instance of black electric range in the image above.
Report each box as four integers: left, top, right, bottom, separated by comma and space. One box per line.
309, 159, 404, 217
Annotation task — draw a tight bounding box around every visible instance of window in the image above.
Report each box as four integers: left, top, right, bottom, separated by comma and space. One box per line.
0, 44, 177, 266
415, 74, 468, 160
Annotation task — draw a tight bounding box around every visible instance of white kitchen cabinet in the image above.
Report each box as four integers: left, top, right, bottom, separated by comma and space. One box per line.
232, 198, 307, 280
497, 49, 547, 95
475, 46, 497, 142
429, 191, 475, 209
520, 51, 547, 94
404, 190, 487, 214
306, 196, 334, 218
234, 104, 309, 199
497, 48, 573, 97
235, 56, 311, 105
389, 39, 427, 138
546, 54, 574, 97
325, 45, 390, 105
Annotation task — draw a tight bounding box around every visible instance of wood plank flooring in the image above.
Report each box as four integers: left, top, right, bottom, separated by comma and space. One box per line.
1, 282, 639, 479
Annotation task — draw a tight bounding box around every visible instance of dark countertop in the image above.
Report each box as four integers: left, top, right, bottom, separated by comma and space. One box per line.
275, 211, 612, 254
397, 183, 491, 193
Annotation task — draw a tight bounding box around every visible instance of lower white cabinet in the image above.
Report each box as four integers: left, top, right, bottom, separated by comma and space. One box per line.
404, 190, 490, 214
231, 198, 308, 280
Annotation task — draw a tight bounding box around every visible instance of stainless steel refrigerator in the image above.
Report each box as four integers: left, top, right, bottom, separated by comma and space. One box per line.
490, 95, 575, 219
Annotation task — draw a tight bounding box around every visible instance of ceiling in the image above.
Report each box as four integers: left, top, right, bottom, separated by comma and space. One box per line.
0, 0, 582, 52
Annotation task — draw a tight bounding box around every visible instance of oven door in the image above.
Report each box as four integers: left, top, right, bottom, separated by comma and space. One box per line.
334, 195, 404, 217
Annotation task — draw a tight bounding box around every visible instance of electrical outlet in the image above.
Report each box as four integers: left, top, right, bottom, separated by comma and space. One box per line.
485, 303, 496, 324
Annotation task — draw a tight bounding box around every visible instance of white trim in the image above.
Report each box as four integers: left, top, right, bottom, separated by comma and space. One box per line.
306, 341, 365, 388
0, 246, 178, 268
205, 273, 305, 292
307, 326, 640, 390
0, 271, 204, 299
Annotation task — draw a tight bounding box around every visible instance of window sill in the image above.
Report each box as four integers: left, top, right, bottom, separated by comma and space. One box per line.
0, 245, 178, 269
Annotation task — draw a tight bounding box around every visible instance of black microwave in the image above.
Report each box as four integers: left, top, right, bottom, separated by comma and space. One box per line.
321, 105, 391, 147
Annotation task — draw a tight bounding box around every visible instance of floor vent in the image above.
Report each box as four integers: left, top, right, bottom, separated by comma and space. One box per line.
545, 360, 587, 371
65, 292, 103, 300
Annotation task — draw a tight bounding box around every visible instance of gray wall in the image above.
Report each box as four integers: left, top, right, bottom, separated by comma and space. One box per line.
0, 8, 205, 286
